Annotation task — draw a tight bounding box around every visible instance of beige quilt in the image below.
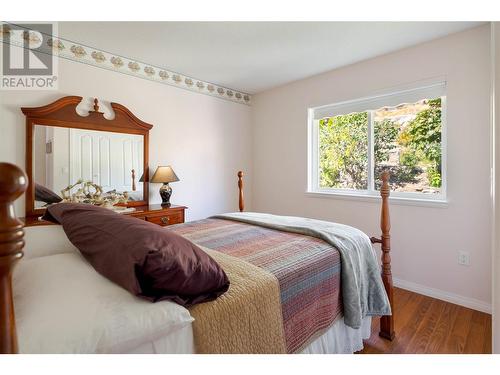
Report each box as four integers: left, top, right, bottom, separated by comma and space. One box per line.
188, 247, 286, 354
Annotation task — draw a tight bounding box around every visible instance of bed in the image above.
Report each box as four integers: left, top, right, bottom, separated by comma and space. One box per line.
0, 162, 395, 354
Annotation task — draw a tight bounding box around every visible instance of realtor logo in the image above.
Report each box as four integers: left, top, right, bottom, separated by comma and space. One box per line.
1, 22, 58, 90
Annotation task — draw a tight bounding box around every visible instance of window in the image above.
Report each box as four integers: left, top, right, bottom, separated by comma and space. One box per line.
308, 83, 446, 202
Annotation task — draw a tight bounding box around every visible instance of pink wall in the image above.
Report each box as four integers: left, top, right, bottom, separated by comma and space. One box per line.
0, 23, 493, 317
493, 22, 500, 354
251, 25, 492, 311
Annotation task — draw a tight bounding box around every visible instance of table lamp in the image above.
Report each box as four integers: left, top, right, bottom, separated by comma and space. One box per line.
150, 166, 179, 206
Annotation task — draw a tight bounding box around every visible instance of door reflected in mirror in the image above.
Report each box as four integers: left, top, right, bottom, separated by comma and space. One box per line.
33, 125, 144, 209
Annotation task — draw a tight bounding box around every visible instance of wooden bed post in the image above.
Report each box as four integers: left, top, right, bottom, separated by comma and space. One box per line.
0, 163, 28, 354
370, 171, 395, 341
238, 171, 244, 212
236, 170, 394, 340
131, 169, 136, 192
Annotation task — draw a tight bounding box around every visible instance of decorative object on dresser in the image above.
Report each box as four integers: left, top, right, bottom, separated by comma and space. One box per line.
150, 166, 180, 206
60, 179, 129, 207
22, 95, 153, 219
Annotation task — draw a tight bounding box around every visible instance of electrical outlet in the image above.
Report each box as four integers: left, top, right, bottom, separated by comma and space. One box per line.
458, 251, 470, 266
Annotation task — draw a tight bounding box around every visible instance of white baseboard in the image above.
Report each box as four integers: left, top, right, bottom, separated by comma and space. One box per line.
393, 277, 492, 314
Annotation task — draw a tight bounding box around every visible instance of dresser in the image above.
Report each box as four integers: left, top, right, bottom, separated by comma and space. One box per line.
23, 204, 187, 227
128, 204, 187, 227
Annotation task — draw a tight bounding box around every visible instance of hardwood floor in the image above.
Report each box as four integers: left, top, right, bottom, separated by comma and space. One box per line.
358, 288, 492, 354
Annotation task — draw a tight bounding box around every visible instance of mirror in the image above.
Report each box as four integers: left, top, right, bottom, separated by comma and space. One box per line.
33, 125, 144, 208
23, 96, 153, 218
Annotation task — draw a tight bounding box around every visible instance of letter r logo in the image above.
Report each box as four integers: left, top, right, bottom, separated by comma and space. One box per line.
2, 24, 53, 76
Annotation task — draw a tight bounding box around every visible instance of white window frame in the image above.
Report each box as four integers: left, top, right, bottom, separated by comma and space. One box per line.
307, 83, 448, 206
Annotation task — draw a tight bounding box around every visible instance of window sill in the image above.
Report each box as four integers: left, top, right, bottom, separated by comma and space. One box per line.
304, 191, 449, 208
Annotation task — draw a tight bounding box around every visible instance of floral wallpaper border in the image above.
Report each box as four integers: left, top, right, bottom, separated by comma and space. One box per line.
0, 23, 251, 105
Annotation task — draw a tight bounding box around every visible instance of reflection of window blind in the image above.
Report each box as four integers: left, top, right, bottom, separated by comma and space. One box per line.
312, 82, 446, 120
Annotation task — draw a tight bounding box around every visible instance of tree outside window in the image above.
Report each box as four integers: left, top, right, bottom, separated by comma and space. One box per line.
318, 97, 442, 195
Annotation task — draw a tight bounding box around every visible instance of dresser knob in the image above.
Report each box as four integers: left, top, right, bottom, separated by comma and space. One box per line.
160, 216, 169, 224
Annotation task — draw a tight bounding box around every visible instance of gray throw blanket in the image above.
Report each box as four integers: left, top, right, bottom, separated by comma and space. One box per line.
212, 212, 391, 329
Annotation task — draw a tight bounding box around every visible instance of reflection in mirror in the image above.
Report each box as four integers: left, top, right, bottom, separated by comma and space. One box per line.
33, 125, 144, 209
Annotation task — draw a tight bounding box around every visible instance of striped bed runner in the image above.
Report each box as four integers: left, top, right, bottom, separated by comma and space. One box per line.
169, 218, 343, 353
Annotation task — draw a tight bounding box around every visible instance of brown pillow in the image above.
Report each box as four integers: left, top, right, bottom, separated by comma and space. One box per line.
42, 203, 229, 306
35, 183, 62, 204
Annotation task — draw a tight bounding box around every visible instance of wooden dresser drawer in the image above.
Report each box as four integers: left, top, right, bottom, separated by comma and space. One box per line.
127, 204, 187, 226
145, 211, 184, 226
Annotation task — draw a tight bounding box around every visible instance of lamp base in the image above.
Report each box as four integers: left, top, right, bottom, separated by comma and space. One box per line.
159, 183, 173, 206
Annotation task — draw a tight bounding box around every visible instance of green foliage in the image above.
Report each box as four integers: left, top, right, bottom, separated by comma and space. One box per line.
401, 98, 442, 187
319, 98, 442, 192
399, 150, 419, 168
373, 120, 423, 189
427, 166, 442, 188
319, 112, 368, 189
374, 119, 398, 163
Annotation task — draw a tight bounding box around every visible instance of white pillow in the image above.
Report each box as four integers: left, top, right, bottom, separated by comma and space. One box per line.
13, 253, 194, 353
24, 225, 78, 260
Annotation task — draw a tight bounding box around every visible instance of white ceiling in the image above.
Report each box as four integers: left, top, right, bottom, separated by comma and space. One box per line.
59, 22, 484, 94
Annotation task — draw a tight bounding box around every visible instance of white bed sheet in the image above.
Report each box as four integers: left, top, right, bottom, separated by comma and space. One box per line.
300, 316, 372, 354
19, 232, 373, 354
14, 253, 194, 354
125, 316, 372, 354
126, 324, 195, 354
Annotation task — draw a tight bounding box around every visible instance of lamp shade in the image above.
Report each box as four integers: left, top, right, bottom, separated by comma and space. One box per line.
150, 166, 179, 183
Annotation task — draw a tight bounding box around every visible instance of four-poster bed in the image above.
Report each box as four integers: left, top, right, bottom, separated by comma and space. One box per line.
0, 92, 394, 355
0, 163, 394, 354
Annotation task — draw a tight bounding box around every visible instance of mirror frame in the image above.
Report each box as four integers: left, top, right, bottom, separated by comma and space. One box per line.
22, 95, 153, 218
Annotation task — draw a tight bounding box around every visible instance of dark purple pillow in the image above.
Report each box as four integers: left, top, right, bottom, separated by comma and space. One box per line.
35, 183, 62, 204
42, 203, 229, 306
